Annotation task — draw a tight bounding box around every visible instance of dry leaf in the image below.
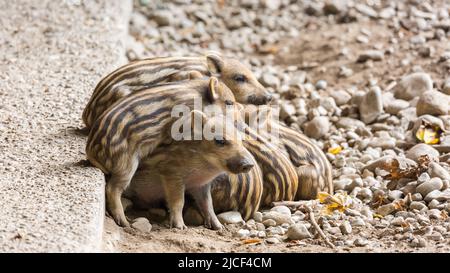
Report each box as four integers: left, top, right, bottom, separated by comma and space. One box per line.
372, 193, 388, 208
286, 240, 303, 247
373, 213, 383, 219
413, 115, 446, 144
328, 145, 342, 155
242, 238, 262, 245
416, 126, 441, 144
317, 192, 351, 215
383, 155, 431, 181
376, 200, 405, 216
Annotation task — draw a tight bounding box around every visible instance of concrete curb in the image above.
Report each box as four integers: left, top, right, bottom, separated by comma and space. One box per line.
0, 0, 132, 252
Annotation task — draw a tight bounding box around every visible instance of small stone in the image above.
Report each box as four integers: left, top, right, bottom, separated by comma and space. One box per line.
249, 230, 258, 237
357, 50, 384, 62
427, 199, 440, 209
358, 86, 383, 124
235, 229, 250, 238
436, 189, 450, 202
410, 237, 427, 248
443, 78, 450, 95
345, 178, 363, 192
416, 90, 450, 116
333, 178, 352, 190
377, 203, 397, 216
263, 211, 293, 225
287, 224, 312, 240
293, 210, 306, 220
262, 0, 281, 10
410, 201, 427, 211
411, 193, 423, 201
339, 221, 352, 235
357, 188, 373, 202
361, 207, 373, 220
379, 7, 395, 19
416, 214, 431, 224
304, 117, 330, 139
406, 143, 439, 162
261, 73, 280, 89
256, 222, 265, 231
270, 206, 291, 216
410, 35, 426, 44
338, 66, 353, 78
417, 173, 431, 185
267, 226, 285, 235
355, 3, 378, 18
257, 231, 266, 238
428, 162, 450, 182
391, 217, 406, 226
129, 12, 149, 36
368, 137, 396, 149
424, 190, 442, 203
131, 217, 152, 233
385, 99, 409, 115
400, 182, 417, 195
351, 217, 366, 227
331, 90, 352, 105
253, 211, 263, 222
280, 103, 296, 121
265, 237, 280, 244
388, 190, 404, 201
262, 219, 277, 227
336, 117, 365, 129
354, 238, 369, 246
394, 73, 433, 101
426, 232, 443, 241
356, 35, 369, 44
217, 211, 244, 224
315, 80, 327, 90
416, 177, 443, 197
428, 209, 442, 220
345, 209, 362, 217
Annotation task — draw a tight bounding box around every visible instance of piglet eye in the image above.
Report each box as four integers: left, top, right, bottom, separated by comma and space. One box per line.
225, 100, 234, 105
233, 74, 247, 83
214, 138, 227, 146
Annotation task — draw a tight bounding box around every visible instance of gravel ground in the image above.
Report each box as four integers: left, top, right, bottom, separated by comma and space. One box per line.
104, 0, 450, 253
0, 0, 131, 252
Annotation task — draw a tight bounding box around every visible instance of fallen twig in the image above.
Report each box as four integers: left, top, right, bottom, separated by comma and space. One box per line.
303, 206, 335, 249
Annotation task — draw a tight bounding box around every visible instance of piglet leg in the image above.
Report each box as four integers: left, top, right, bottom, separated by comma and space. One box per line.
161, 177, 187, 230
189, 183, 223, 230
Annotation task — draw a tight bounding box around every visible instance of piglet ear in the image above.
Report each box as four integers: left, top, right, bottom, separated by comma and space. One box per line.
206, 77, 220, 102
206, 53, 224, 75
188, 70, 203, 79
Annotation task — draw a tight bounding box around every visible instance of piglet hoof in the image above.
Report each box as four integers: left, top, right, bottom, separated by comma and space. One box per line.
204, 217, 223, 231
113, 215, 130, 228
170, 218, 187, 230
